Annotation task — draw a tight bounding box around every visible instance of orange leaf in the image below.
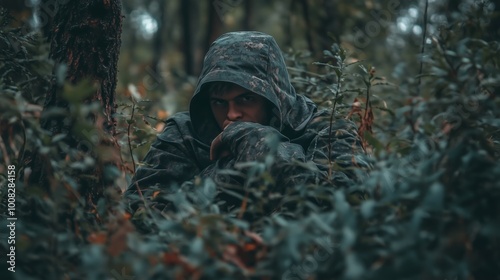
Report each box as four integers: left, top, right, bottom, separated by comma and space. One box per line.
87, 232, 107, 244
163, 252, 182, 265
244, 243, 257, 251
156, 122, 165, 132
162, 252, 199, 276
152, 190, 161, 199
123, 212, 132, 220
107, 217, 135, 257
157, 110, 169, 120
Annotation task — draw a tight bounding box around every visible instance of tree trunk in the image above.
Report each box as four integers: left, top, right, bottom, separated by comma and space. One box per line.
29, 0, 123, 205
242, 0, 252, 30
204, 0, 224, 56
298, 0, 315, 54
151, 0, 166, 90
317, 0, 342, 52
180, 0, 194, 76
284, 0, 295, 49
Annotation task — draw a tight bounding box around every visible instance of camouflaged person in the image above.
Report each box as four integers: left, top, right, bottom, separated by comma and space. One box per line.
124, 31, 370, 218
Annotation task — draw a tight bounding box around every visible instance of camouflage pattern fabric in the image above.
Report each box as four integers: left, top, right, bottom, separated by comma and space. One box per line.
124, 31, 370, 216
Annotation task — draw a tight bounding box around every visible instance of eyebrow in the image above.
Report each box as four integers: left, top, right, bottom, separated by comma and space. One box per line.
209, 97, 225, 102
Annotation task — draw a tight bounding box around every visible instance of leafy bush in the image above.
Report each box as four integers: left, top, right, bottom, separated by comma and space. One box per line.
1, 2, 499, 280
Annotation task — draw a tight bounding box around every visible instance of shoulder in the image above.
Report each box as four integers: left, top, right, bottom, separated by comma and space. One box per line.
153, 111, 211, 166
157, 111, 195, 142
166, 111, 191, 124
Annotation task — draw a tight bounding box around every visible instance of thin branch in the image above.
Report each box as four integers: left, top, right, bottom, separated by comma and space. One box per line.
363, 80, 371, 121
127, 102, 136, 172
237, 191, 249, 220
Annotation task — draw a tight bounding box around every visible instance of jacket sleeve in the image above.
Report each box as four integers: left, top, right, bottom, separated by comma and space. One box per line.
124, 120, 201, 213
198, 122, 315, 191
199, 118, 370, 191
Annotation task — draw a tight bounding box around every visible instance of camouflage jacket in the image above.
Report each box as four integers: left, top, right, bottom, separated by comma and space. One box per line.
125, 32, 370, 214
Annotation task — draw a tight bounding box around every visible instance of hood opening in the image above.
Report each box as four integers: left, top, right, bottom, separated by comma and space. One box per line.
189, 31, 317, 144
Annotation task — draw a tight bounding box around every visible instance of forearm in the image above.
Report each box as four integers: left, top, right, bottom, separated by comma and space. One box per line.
124, 131, 201, 215
205, 122, 319, 191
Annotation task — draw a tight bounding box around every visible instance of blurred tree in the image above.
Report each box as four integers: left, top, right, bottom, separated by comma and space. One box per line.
180, 0, 194, 76
242, 0, 253, 30
204, 0, 224, 58
297, 0, 315, 53
316, 0, 343, 50
151, 0, 166, 85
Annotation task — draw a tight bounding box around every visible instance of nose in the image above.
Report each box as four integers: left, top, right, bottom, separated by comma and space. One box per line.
226, 102, 242, 121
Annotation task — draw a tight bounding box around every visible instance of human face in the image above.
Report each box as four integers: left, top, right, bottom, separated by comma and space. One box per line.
209, 85, 270, 130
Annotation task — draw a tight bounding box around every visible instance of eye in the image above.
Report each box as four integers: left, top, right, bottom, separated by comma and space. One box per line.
239, 95, 256, 103
210, 99, 226, 106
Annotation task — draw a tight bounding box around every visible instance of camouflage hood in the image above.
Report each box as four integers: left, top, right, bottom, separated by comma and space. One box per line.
189, 31, 317, 144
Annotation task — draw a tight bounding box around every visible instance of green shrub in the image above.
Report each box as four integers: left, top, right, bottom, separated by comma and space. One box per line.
1, 2, 499, 279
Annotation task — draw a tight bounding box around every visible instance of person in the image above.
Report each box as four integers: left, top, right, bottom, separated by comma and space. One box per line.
124, 31, 369, 218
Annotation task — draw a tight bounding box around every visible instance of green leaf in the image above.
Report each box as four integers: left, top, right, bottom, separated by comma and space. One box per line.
360, 200, 376, 219
51, 133, 67, 143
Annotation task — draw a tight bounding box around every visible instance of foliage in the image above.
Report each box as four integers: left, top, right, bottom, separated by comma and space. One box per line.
1, 2, 500, 280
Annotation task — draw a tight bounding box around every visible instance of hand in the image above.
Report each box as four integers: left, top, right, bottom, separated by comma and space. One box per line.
210, 133, 223, 160
210, 125, 232, 161
211, 121, 285, 161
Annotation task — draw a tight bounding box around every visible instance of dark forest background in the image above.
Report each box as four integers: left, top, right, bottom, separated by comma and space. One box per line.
0, 0, 499, 279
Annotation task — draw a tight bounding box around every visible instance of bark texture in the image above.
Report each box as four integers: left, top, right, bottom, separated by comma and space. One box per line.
30, 0, 123, 204
42, 0, 122, 134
